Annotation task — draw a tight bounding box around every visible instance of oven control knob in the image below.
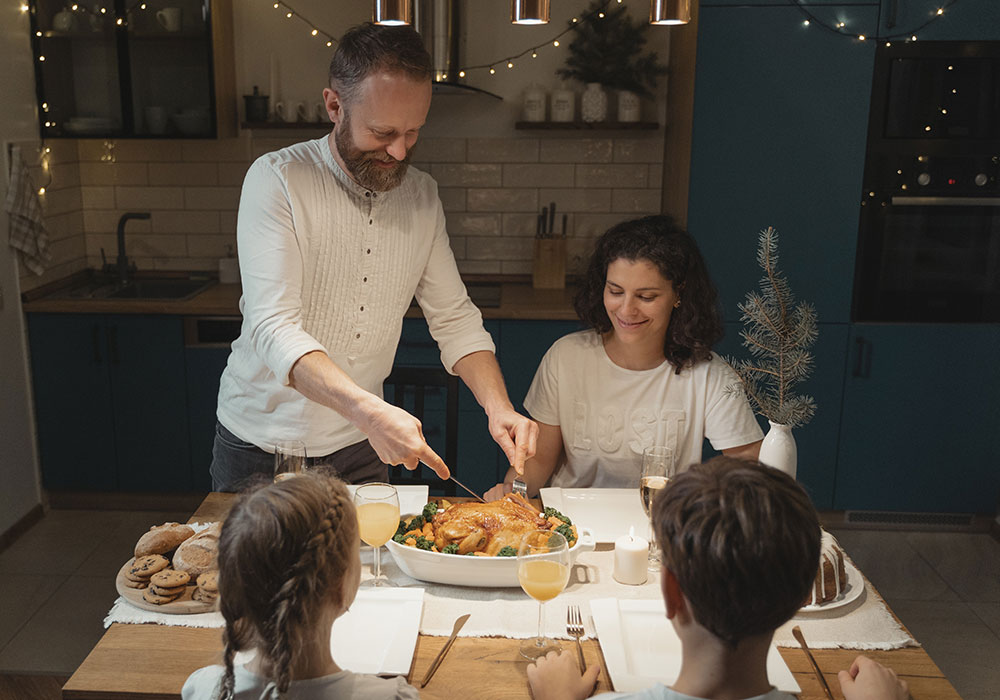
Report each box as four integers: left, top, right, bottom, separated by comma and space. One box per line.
975, 173, 988, 187
917, 172, 931, 186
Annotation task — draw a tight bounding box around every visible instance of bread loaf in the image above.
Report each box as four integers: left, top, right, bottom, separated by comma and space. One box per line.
134, 522, 195, 558
172, 522, 221, 576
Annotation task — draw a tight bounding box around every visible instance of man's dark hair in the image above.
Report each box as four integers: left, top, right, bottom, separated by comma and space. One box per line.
329, 22, 432, 103
573, 215, 723, 374
652, 456, 821, 648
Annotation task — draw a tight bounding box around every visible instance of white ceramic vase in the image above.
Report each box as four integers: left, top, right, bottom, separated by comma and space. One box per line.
617, 90, 641, 122
759, 420, 797, 479
581, 83, 607, 123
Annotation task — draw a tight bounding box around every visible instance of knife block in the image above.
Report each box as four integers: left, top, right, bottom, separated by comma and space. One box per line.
532, 237, 566, 289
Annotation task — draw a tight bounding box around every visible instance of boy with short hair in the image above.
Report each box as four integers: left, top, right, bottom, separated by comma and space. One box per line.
527, 456, 909, 700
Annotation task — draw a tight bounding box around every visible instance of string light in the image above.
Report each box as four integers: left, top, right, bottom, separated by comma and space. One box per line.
792, 0, 960, 41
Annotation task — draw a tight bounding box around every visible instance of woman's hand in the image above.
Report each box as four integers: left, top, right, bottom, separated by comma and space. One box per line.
838, 655, 909, 700
484, 481, 513, 501
526, 650, 600, 700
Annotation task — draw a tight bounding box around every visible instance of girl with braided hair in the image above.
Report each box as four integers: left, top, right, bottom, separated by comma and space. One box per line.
181, 471, 419, 700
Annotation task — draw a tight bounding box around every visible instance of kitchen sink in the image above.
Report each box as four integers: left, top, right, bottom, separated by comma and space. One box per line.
108, 279, 215, 300
51, 275, 215, 301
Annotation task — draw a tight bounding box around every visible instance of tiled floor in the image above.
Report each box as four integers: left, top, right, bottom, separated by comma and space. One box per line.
1, 512, 998, 699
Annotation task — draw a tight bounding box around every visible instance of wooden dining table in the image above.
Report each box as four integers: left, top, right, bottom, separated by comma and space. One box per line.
62, 493, 962, 700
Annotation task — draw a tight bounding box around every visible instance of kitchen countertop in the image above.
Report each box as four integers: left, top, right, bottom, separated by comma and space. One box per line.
21, 272, 580, 320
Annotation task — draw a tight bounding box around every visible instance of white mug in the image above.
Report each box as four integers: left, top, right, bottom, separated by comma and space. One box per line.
273, 101, 297, 123
295, 101, 309, 122
156, 7, 182, 32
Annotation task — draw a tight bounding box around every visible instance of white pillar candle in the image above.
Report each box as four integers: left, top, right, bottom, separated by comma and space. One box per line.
613, 527, 648, 585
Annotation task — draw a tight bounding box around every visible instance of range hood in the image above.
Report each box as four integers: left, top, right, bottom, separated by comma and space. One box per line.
414, 0, 503, 100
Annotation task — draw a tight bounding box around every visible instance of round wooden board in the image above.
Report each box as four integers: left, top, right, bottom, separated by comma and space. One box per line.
115, 559, 218, 615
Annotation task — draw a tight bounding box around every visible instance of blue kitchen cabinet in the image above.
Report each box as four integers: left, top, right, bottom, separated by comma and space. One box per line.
877, 0, 1000, 40
688, 4, 877, 325
496, 320, 584, 415
713, 322, 851, 509
27, 314, 117, 491
185, 347, 230, 492
26, 313, 191, 491
835, 324, 1000, 513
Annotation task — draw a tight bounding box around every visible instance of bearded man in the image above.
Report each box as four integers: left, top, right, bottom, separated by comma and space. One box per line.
211, 23, 537, 491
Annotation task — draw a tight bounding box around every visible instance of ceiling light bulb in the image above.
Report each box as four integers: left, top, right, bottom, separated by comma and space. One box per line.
650, 0, 691, 25
511, 0, 550, 25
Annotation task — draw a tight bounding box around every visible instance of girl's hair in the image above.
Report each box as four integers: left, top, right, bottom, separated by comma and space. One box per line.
215, 471, 358, 700
573, 215, 723, 373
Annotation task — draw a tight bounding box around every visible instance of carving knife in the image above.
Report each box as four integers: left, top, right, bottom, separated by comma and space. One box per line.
419, 459, 486, 502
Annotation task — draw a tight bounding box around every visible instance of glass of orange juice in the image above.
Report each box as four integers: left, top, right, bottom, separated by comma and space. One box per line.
354, 483, 400, 587
517, 529, 571, 659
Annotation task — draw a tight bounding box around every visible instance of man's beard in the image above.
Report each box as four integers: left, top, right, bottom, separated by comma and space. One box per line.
334, 112, 411, 192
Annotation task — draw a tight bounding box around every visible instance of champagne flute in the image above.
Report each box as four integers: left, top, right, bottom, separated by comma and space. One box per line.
274, 440, 307, 482
517, 529, 571, 659
640, 446, 674, 570
354, 483, 400, 587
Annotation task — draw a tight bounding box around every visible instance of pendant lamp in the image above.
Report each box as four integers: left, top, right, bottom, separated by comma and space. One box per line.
650, 0, 691, 25
511, 0, 550, 25
374, 0, 413, 26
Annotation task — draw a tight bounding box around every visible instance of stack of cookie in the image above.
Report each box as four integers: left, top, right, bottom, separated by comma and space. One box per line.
144, 569, 191, 605
123, 554, 169, 591
194, 571, 219, 605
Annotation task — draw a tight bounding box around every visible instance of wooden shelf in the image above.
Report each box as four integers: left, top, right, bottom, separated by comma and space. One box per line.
242, 121, 330, 130
515, 121, 659, 130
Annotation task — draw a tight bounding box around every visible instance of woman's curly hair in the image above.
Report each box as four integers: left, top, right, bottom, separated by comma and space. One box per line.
574, 215, 723, 373
215, 471, 358, 700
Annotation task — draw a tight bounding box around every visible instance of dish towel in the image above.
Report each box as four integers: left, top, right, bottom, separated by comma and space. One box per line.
4, 145, 51, 275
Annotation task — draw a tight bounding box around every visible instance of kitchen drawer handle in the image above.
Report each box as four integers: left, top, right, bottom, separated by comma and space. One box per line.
92, 324, 103, 364
853, 337, 872, 378
108, 326, 119, 366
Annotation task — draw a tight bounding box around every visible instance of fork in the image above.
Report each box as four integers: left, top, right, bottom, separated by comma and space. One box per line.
511, 474, 528, 498
566, 605, 586, 672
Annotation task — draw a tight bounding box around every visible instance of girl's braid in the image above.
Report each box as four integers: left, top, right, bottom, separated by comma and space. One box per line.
215, 622, 239, 700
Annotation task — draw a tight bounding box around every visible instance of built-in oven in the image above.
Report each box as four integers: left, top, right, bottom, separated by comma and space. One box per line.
853, 41, 1000, 322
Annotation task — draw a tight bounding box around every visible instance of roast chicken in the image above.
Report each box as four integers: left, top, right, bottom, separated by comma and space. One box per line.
432, 493, 548, 555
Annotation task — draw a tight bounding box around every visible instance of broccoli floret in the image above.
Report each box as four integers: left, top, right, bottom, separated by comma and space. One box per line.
414, 536, 434, 551
406, 514, 425, 531
555, 523, 577, 545
465, 551, 476, 556
442, 543, 460, 555
496, 546, 517, 557
392, 532, 407, 544
543, 507, 571, 525
422, 502, 440, 520
394, 519, 408, 537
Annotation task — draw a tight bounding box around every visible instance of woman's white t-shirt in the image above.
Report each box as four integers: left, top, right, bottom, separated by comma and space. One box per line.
524, 331, 763, 487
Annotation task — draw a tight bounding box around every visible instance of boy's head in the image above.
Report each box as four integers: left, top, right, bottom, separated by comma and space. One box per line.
652, 456, 820, 648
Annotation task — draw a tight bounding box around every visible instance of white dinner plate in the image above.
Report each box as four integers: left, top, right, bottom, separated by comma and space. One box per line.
798, 559, 865, 613
331, 587, 424, 675
540, 488, 648, 543
589, 598, 800, 694
347, 484, 429, 519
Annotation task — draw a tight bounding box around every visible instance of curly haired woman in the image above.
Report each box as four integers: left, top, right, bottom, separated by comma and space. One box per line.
181, 471, 418, 699
487, 215, 762, 498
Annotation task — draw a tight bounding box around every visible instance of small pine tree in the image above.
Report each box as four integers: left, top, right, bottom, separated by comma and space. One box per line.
725, 228, 818, 428
556, 0, 668, 98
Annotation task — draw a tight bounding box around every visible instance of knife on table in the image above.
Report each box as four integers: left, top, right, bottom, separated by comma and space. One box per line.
421, 613, 471, 687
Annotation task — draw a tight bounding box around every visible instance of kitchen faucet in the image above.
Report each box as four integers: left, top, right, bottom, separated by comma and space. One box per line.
115, 212, 150, 287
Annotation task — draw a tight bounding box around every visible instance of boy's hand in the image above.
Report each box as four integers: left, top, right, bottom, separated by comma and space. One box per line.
838, 655, 909, 700
526, 650, 600, 700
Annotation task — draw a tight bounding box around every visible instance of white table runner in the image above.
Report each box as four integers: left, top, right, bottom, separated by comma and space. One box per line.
105, 547, 915, 650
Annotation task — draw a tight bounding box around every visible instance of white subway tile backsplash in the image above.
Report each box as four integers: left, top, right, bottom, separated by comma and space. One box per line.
613, 139, 664, 163
414, 138, 467, 163
465, 236, 533, 261
575, 164, 648, 189
149, 162, 218, 187
218, 162, 251, 187
456, 259, 502, 275
468, 138, 539, 163
500, 260, 533, 275
438, 187, 467, 212
537, 188, 611, 213
447, 213, 501, 236
152, 211, 221, 234
501, 213, 543, 237
101, 141, 183, 163
431, 164, 502, 187
611, 189, 661, 213
81, 187, 115, 210
181, 137, 252, 163
573, 213, 634, 239
183, 187, 241, 211
220, 211, 238, 234
446, 236, 467, 258
649, 163, 663, 190
40, 188, 83, 217
467, 188, 537, 213
186, 234, 238, 258
540, 139, 613, 164
502, 164, 575, 188
115, 186, 185, 210
78, 162, 148, 186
